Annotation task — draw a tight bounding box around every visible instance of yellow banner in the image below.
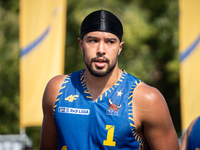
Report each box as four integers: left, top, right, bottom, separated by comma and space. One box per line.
179, 0, 200, 130
19, 0, 67, 128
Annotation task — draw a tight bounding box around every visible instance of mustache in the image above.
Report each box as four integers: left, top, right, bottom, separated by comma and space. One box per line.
91, 57, 109, 63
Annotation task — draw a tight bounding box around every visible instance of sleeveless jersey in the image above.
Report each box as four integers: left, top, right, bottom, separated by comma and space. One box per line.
53, 69, 150, 150
187, 117, 200, 150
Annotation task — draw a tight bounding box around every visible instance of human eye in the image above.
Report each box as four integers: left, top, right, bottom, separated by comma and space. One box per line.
87, 38, 98, 43
106, 38, 117, 44
90, 39, 97, 43
107, 39, 116, 44
108, 40, 115, 44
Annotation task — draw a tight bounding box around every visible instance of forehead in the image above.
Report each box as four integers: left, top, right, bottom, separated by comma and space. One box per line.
84, 31, 119, 40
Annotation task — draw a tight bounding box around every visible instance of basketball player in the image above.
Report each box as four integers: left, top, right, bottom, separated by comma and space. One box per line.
39, 9, 179, 150
180, 116, 200, 150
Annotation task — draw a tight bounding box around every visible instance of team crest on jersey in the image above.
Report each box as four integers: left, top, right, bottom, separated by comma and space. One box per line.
106, 99, 122, 116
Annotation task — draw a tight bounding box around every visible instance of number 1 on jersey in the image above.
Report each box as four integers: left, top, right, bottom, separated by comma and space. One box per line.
103, 125, 116, 146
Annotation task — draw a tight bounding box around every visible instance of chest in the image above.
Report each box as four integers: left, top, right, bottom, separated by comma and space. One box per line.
54, 92, 136, 149
53, 70, 147, 149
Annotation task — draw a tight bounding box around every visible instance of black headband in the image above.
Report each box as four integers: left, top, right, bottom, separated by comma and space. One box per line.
80, 9, 123, 41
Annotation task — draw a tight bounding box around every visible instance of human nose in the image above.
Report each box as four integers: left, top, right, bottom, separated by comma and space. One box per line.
97, 41, 106, 56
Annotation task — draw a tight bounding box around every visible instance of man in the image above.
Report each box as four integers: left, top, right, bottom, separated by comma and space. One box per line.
39, 9, 179, 150
180, 116, 200, 150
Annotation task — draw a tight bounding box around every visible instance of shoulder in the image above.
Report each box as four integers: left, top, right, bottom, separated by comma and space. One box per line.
132, 82, 179, 149
184, 116, 200, 138
180, 116, 200, 150
46, 75, 67, 89
184, 116, 199, 138
187, 117, 199, 135
42, 75, 68, 111
132, 82, 170, 126
45, 75, 68, 96
133, 82, 166, 109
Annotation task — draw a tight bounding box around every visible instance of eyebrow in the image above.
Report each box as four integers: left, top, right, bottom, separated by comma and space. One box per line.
86, 36, 97, 39
86, 36, 117, 41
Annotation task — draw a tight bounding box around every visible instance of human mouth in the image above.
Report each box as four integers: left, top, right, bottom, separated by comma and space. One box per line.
94, 57, 108, 68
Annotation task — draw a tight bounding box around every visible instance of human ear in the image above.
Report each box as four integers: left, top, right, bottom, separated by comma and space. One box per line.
78, 38, 83, 52
118, 41, 124, 55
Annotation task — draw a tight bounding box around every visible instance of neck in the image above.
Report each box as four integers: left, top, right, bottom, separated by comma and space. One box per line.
84, 67, 123, 100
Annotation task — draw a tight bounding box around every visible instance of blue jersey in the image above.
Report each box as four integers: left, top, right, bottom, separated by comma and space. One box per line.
187, 117, 200, 150
53, 69, 150, 150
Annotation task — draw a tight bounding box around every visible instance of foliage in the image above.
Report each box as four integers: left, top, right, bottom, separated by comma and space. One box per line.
0, 0, 180, 149
0, 3, 19, 134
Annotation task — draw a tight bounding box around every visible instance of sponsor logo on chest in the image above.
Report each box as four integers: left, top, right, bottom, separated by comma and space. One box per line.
58, 107, 90, 115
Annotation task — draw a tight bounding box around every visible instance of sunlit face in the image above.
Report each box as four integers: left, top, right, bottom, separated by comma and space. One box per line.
78, 31, 124, 77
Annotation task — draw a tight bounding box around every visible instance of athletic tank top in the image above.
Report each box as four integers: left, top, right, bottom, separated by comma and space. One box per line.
53, 69, 150, 150
187, 117, 200, 150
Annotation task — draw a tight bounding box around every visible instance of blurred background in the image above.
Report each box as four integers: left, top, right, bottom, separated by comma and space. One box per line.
0, 0, 199, 149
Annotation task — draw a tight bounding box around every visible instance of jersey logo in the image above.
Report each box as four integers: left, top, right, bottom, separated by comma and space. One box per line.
106, 99, 122, 116
65, 95, 79, 102
58, 107, 90, 115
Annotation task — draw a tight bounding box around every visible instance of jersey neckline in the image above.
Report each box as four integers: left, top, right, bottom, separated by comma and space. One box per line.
79, 69, 127, 103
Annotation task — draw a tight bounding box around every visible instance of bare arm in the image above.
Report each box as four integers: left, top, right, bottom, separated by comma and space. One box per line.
180, 117, 198, 150
132, 82, 179, 150
39, 75, 67, 150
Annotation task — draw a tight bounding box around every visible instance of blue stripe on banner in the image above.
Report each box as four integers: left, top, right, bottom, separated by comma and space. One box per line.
180, 34, 200, 62
20, 26, 51, 57
20, 6, 62, 58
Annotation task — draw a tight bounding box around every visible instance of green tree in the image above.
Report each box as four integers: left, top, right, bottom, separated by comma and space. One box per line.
138, 0, 180, 135
0, 1, 19, 134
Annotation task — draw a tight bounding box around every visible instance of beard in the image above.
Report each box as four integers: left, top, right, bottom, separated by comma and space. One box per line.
83, 50, 118, 77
